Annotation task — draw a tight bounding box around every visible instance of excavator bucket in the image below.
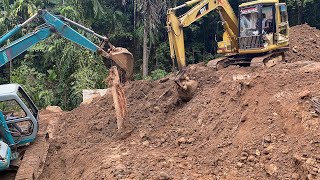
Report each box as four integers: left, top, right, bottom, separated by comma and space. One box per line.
101, 47, 134, 81
177, 79, 198, 101
174, 69, 198, 101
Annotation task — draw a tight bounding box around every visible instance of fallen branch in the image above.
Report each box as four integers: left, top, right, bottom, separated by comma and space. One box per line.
157, 89, 170, 101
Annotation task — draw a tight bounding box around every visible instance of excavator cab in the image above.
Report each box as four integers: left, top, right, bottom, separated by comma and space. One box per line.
237, 1, 289, 54
0, 84, 39, 147
0, 84, 39, 171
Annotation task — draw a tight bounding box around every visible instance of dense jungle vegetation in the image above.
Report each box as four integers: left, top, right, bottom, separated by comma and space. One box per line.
0, 0, 319, 110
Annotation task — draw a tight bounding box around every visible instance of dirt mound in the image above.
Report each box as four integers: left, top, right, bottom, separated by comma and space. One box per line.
38, 58, 320, 179
286, 24, 320, 62
38, 25, 320, 179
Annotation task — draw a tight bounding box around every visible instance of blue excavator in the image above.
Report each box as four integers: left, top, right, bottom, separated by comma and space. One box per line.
0, 9, 134, 79
0, 9, 134, 175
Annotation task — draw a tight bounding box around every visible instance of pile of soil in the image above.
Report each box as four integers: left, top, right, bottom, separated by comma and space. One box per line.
286, 24, 320, 62
40, 64, 320, 179
39, 25, 320, 180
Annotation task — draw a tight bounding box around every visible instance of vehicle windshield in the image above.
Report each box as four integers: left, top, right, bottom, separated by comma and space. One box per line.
240, 6, 259, 37
17, 87, 38, 118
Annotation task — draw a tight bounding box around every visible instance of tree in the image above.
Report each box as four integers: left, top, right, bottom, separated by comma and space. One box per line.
286, 0, 320, 28
135, 0, 166, 77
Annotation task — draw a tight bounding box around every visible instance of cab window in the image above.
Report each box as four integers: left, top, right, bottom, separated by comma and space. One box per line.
278, 4, 289, 41
0, 100, 27, 119
279, 4, 288, 23
262, 5, 274, 34
239, 6, 259, 37
17, 87, 38, 118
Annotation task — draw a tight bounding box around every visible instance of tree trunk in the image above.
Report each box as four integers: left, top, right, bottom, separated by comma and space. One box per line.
107, 66, 127, 130
148, 15, 152, 70
133, 0, 136, 30
298, 4, 301, 24
142, 17, 149, 77
133, 0, 137, 68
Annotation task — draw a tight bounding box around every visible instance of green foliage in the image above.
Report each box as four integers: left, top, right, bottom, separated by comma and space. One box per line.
47, 69, 57, 81
142, 69, 168, 80
286, 0, 320, 28
70, 65, 107, 108
203, 53, 215, 64
142, 69, 168, 81
150, 69, 168, 80
133, 73, 143, 80
40, 39, 108, 110
1, 0, 10, 12
57, 6, 80, 19
11, 63, 54, 108
10, 0, 37, 18
154, 42, 171, 71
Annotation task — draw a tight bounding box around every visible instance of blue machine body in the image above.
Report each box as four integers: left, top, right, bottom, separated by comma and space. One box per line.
0, 10, 113, 171
0, 112, 12, 171
0, 84, 40, 171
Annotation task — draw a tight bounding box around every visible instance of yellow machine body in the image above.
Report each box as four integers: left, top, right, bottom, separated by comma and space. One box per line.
167, 0, 290, 70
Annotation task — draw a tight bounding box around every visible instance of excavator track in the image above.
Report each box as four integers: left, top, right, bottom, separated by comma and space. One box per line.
207, 55, 252, 69
251, 52, 285, 68
14, 110, 60, 180
208, 49, 287, 70
15, 134, 49, 180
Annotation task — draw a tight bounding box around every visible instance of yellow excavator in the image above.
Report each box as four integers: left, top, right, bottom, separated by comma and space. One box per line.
167, 0, 289, 100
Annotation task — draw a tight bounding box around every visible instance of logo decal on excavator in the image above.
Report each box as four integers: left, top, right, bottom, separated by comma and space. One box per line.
196, 4, 209, 18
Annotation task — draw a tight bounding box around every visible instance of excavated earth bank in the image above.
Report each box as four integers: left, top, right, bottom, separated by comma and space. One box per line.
38, 24, 320, 180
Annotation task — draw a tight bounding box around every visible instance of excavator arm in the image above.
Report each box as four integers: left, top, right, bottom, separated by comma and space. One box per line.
167, 0, 238, 71
166, 0, 239, 100
0, 27, 52, 65
0, 10, 133, 80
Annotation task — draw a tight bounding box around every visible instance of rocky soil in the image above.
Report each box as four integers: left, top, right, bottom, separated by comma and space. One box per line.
286, 24, 320, 63
37, 24, 320, 180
